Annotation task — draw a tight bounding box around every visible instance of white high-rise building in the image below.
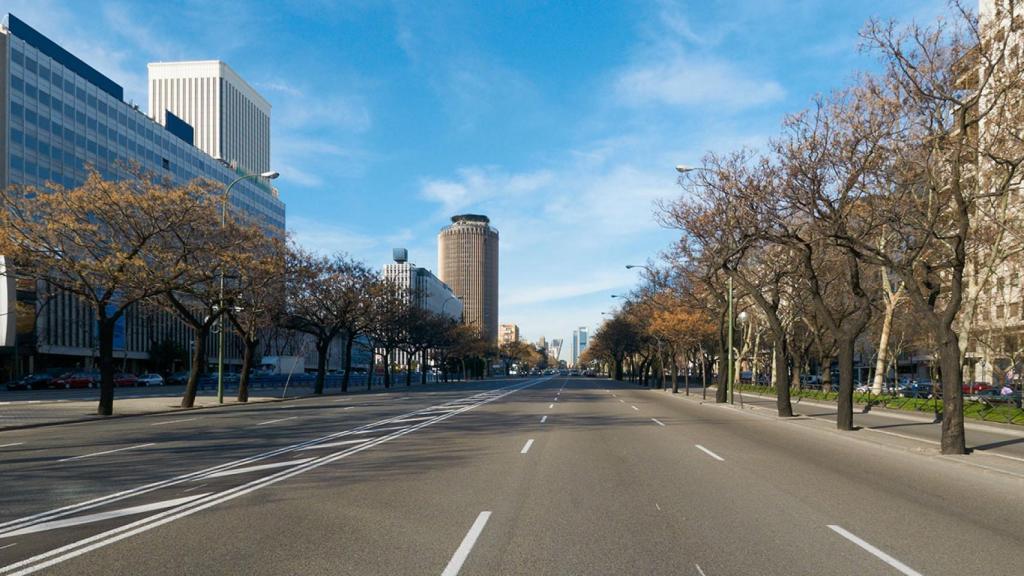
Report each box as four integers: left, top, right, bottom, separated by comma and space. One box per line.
147, 60, 271, 175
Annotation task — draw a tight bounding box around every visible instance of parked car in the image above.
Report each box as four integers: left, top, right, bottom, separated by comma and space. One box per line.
962, 382, 993, 394
165, 371, 190, 386
52, 371, 100, 389
136, 373, 165, 387
898, 382, 935, 399
854, 382, 873, 394
6, 373, 56, 390
114, 373, 139, 387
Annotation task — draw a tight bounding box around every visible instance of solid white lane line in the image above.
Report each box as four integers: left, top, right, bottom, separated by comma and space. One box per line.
827, 525, 923, 576
343, 406, 354, 410
352, 425, 407, 434
202, 458, 315, 479
612, 393, 617, 397
57, 443, 155, 463
651, 418, 665, 427
695, 445, 725, 462
390, 416, 436, 423
149, 418, 197, 426
548, 403, 554, 409
0, 544, 16, 551
540, 415, 547, 423
618, 399, 624, 403
297, 438, 376, 450
520, 439, 534, 454
441, 511, 492, 576
0, 443, 25, 448
655, 503, 661, 511
631, 405, 639, 411
0, 495, 211, 538
256, 416, 298, 426
695, 564, 707, 576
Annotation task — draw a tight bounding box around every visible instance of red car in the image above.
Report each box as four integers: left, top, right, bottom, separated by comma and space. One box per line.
52, 371, 100, 389
114, 373, 139, 387
963, 382, 992, 394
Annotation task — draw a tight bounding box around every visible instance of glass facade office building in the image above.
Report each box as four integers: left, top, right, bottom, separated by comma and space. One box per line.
0, 14, 286, 376
0, 14, 284, 229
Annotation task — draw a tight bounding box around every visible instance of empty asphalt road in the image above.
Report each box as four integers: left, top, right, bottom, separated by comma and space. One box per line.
0, 375, 1021, 575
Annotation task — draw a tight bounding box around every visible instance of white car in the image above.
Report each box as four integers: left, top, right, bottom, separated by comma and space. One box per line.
136, 373, 165, 387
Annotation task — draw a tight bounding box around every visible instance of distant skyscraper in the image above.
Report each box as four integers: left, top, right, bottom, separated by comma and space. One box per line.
438, 214, 499, 343
571, 327, 589, 367
499, 324, 519, 347
148, 60, 271, 175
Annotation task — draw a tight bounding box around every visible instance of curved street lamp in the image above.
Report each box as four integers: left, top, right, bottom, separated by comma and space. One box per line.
216, 170, 280, 404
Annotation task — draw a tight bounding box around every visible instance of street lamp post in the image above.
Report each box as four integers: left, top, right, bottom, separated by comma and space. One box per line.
216, 170, 279, 404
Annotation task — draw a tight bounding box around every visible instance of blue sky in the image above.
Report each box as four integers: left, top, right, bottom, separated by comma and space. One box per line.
8, 0, 951, 359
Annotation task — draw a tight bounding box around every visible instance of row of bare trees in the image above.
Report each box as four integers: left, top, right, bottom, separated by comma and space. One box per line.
0, 168, 493, 416
591, 2, 1024, 455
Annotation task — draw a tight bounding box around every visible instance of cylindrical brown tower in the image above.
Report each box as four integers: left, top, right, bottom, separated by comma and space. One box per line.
438, 214, 499, 343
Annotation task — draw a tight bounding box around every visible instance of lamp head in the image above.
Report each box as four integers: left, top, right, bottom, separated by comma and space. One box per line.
260, 171, 280, 180
675, 164, 694, 174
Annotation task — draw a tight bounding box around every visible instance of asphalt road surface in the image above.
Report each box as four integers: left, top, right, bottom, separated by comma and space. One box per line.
0, 376, 1021, 575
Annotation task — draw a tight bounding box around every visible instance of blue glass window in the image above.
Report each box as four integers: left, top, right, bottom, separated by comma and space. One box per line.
87, 139, 96, 154
24, 161, 36, 177
10, 102, 23, 118
64, 79, 74, 94
76, 87, 86, 102
11, 155, 24, 171
24, 109, 37, 125
86, 117, 96, 131
37, 66, 49, 83
38, 142, 50, 157
76, 110, 86, 125
11, 128, 23, 144
98, 101, 107, 116
24, 58, 36, 74
10, 75, 23, 92
87, 94, 96, 109
25, 134, 37, 151
11, 49, 24, 65
24, 83, 37, 98
63, 150, 74, 166
38, 166, 50, 181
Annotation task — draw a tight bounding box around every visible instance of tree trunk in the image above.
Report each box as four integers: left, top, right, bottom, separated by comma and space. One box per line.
836, 336, 855, 431
671, 353, 679, 394
789, 345, 802, 393
716, 344, 729, 403
872, 300, 896, 395
181, 328, 208, 408
405, 353, 413, 386
938, 331, 967, 455
367, 349, 375, 390
774, 339, 793, 417
96, 317, 116, 416
341, 333, 355, 393
314, 339, 329, 395
237, 338, 257, 403
421, 349, 428, 386
614, 356, 623, 380
820, 353, 832, 392
383, 351, 391, 388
